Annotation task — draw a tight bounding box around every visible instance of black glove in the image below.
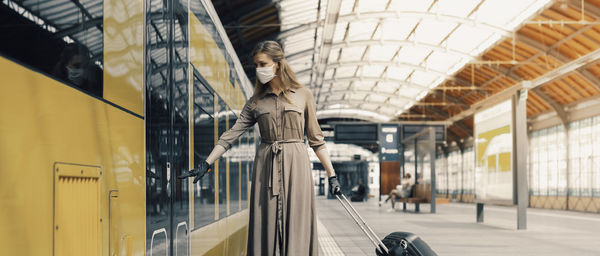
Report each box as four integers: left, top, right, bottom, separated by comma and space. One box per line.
328, 176, 341, 195
178, 160, 212, 183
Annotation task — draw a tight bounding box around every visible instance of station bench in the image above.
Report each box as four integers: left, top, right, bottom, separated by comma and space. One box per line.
395, 184, 431, 213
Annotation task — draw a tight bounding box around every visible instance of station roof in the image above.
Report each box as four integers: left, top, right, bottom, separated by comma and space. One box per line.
214, 0, 600, 144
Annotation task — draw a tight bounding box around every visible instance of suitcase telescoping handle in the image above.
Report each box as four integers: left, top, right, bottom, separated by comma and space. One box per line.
335, 194, 390, 255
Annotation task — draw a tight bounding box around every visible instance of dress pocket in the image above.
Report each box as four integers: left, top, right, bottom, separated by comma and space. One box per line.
283, 104, 303, 130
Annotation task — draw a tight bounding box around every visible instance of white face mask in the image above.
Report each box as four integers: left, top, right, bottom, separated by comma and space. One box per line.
256, 64, 276, 84
67, 66, 85, 85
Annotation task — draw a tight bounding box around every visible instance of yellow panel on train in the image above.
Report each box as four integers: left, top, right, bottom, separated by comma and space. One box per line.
0, 57, 145, 255
103, 0, 145, 116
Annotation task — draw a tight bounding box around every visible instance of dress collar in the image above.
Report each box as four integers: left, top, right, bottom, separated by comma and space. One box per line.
262, 86, 296, 98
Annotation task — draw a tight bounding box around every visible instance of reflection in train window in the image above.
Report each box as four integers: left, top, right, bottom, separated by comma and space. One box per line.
192, 70, 215, 229
0, 0, 103, 97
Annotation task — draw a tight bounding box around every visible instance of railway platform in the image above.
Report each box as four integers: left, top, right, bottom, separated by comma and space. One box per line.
316, 196, 600, 256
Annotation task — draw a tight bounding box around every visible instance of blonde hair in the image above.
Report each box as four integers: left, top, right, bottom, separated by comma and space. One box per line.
251, 40, 303, 103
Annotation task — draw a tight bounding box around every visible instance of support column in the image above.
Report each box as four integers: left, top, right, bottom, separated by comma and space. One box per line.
429, 127, 437, 213
514, 90, 529, 230
476, 203, 484, 223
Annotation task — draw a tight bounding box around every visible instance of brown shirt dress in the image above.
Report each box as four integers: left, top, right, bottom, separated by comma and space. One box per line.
216, 86, 325, 256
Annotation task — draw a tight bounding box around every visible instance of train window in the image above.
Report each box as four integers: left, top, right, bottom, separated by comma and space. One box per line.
240, 127, 254, 210
217, 99, 228, 218
192, 69, 215, 229
0, 0, 104, 98
229, 112, 240, 215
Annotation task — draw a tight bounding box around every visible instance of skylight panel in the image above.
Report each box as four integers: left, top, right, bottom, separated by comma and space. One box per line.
298, 76, 311, 86
386, 66, 412, 81
410, 71, 440, 87
389, 97, 408, 106
380, 19, 418, 40
339, 0, 356, 15
332, 22, 349, 42
324, 69, 335, 80
376, 82, 399, 93
388, 0, 434, 12
399, 86, 421, 98
361, 103, 381, 111
367, 94, 388, 103
338, 45, 367, 62
349, 92, 368, 100
328, 49, 341, 62
357, 0, 388, 13
348, 21, 378, 41
426, 51, 464, 72
335, 66, 358, 78
361, 65, 385, 77
327, 92, 344, 101
369, 44, 400, 61
378, 107, 398, 116
433, 0, 479, 17
446, 25, 495, 53
396, 46, 430, 65
413, 20, 457, 45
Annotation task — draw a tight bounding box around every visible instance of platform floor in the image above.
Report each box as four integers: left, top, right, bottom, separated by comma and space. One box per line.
316, 196, 600, 256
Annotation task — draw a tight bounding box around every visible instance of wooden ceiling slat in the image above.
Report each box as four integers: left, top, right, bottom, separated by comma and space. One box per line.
546, 80, 578, 103
539, 87, 568, 105
552, 5, 594, 21
520, 26, 560, 47
555, 79, 585, 101
564, 74, 598, 97
570, 34, 599, 52
559, 75, 589, 98
571, 72, 600, 94
495, 42, 532, 61
526, 94, 546, 114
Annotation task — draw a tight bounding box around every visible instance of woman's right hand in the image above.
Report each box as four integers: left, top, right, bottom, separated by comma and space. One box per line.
328, 176, 341, 195
178, 160, 212, 183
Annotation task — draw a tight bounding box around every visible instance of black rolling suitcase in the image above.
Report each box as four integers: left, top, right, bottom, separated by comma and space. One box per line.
335, 194, 438, 256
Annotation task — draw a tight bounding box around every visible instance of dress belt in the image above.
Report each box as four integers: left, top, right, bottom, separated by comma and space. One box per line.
261, 139, 303, 196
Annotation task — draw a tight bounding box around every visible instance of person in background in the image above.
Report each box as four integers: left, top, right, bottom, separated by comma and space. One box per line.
384, 173, 413, 209
178, 40, 340, 256
53, 43, 103, 97
350, 178, 367, 202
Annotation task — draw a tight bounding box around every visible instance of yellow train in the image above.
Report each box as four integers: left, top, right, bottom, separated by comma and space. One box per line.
0, 0, 256, 255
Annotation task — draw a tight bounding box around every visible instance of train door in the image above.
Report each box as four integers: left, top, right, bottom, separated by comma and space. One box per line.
145, 0, 190, 255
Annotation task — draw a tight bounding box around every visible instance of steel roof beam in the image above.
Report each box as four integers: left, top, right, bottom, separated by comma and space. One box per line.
530, 88, 568, 127
322, 76, 428, 89
448, 47, 600, 123
218, 0, 275, 25
316, 108, 391, 122
296, 60, 451, 79
331, 39, 474, 58
317, 99, 400, 111
53, 17, 103, 38
314, 0, 342, 103
317, 89, 414, 102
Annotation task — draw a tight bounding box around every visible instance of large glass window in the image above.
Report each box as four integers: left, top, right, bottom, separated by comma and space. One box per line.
0, 0, 103, 97
593, 116, 600, 197
463, 147, 475, 195
192, 70, 215, 229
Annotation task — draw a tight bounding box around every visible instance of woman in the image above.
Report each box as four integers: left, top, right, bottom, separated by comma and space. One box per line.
179, 40, 341, 255
384, 173, 413, 209
52, 43, 103, 97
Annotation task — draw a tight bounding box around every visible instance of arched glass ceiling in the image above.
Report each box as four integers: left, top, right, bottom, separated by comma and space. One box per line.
278, 0, 552, 121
